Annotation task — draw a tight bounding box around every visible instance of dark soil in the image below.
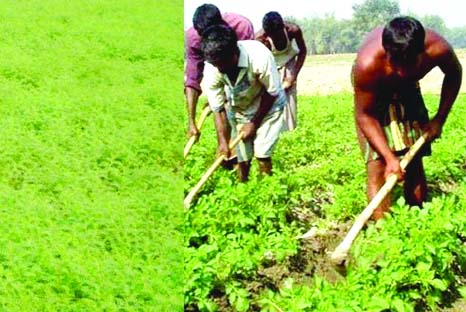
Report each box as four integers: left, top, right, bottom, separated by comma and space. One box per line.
243, 219, 352, 310
186, 205, 355, 311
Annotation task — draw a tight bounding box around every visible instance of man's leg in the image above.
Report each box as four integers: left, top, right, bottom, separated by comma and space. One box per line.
253, 109, 284, 180
235, 121, 253, 182
403, 155, 427, 207
367, 159, 391, 220
221, 111, 238, 170
237, 160, 251, 182
257, 157, 272, 177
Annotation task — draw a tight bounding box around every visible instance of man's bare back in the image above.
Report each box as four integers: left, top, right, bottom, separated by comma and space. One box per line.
353, 27, 457, 92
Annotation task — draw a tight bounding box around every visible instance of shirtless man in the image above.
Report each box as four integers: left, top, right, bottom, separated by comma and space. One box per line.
256, 11, 307, 131
352, 16, 462, 219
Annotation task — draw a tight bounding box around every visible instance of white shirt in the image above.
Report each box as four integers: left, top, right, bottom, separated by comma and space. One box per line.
267, 30, 299, 68
204, 40, 287, 122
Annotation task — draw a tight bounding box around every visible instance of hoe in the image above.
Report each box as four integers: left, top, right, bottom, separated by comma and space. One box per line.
330, 133, 427, 267
184, 104, 212, 159
184, 131, 244, 209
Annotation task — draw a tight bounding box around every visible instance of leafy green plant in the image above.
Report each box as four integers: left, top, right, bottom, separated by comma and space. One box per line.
0, 1, 184, 310
185, 91, 466, 311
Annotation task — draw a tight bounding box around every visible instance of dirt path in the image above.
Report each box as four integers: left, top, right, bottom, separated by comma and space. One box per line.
298, 52, 466, 96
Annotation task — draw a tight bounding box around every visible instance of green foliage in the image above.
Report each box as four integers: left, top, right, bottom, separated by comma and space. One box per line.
290, 15, 358, 54
185, 92, 466, 311
185, 93, 363, 309
352, 0, 401, 38
446, 27, 466, 49
0, 0, 184, 310
418, 14, 448, 35
291, 0, 466, 54
292, 15, 358, 55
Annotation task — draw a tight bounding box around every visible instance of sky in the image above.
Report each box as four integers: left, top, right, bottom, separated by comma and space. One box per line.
184, 0, 466, 31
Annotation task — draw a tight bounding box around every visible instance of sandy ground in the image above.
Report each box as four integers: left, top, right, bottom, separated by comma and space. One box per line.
298, 52, 466, 96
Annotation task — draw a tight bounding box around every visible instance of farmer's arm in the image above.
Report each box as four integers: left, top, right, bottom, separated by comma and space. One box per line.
185, 87, 201, 137
213, 110, 230, 157
241, 92, 276, 140
255, 30, 271, 50
185, 32, 205, 138
425, 36, 462, 142
288, 23, 307, 83
353, 64, 402, 178
242, 90, 276, 140
203, 63, 230, 156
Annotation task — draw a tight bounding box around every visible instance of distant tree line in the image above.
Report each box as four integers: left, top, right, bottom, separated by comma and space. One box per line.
286, 0, 466, 54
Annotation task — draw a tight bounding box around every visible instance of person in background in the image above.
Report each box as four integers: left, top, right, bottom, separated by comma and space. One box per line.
185, 3, 254, 140
201, 24, 287, 182
256, 11, 307, 131
352, 16, 462, 219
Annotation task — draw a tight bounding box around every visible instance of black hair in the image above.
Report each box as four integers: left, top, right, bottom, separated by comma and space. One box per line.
192, 3, 225, 36
201, 24, 238, 63
382, 16, 425, 62
262, 11, 284, 33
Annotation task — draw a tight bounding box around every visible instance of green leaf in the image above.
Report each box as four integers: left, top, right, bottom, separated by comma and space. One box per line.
408, 291, 422, 300
235, 295, 250, 312
396, 196, 406, 207
199, 299, 218, 312
458, 286, 466, 298
415, 261, 431, 273
367, 296, 390, 310
392, 298, 409, 312
429, 278, 447, 291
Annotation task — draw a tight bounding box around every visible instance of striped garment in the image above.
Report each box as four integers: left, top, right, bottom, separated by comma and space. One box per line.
360, 83, 432, 162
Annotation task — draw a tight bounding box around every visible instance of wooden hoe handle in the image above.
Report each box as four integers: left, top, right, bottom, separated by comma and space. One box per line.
184, 105, 212, 159
330, 134, 427, 265
184, 132, 244, 209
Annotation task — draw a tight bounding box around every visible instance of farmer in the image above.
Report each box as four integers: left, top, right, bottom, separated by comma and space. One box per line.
201, 24, 287, 182
353, 16, 462, 219
256, 11, 307, 131
185, 3, 254, 139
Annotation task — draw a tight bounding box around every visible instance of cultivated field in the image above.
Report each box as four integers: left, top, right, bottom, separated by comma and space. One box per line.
185, 49, 466, 310
0, 1, 184, 310
298, 50, 466, 95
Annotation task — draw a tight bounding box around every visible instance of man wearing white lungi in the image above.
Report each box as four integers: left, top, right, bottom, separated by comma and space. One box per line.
256, 11, 307, 131
202, 24, 287, 182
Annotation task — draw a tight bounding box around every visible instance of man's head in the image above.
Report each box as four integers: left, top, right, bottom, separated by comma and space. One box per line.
382, 16, 425, 66
192, 3, 225, 36
262, 11, 284, 36
201, 24, 239, 74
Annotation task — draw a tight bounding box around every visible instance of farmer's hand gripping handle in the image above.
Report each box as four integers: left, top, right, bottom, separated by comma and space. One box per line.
184, 105, 212, 159
184, 131, 244, 209
330, 134, 427, 266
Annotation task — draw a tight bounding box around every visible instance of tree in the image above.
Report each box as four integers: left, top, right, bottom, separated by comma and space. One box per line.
287, 0, 465, 55
447, 26, 466, 49
419, 14, 447, 35
352, 0, 400, 48
287, 15, 359, 54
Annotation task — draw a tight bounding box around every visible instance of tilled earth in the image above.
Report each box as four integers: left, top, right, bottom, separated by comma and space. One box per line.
192, 52, 466, 311
205, 207, 353, 312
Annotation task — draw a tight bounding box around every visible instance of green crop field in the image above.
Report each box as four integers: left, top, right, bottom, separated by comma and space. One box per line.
0, 0, 184, 310
184, 91, 466, 311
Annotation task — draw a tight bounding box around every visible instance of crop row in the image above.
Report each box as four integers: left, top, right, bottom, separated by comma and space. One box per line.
184, 93, 466, 311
